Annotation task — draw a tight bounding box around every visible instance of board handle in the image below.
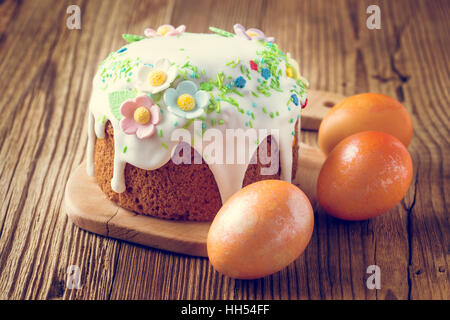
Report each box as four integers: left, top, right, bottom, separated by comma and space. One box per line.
301, 90, 346, 131
294, 143, 325, 205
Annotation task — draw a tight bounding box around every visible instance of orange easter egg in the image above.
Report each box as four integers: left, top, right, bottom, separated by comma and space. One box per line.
207, 180, 314, 279
317, 131, 413, 220
318, 93, 413, 155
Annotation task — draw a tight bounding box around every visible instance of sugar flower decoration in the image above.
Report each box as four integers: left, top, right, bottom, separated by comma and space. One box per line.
137, 58, 177, 94
286, 53, 301, 80
261, 68, 271, 80
233, 24, 274, 42
163, 81, 209, 119
235, 76, 246, 88
144, 24, 186, 37
119, 95, 161, 139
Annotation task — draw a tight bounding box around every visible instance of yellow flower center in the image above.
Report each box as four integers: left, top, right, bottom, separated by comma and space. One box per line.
177, 94, 196, 111
286, 66, 295, 79
133, 106, 151, 124
157, 26, 171, 36
148, 70, 167, 87
246, 30, 259, 39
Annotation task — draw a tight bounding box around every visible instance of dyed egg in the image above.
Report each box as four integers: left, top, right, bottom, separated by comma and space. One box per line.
318, 93, 413, 155
317, 131, 413, 220
207, 180, 314, 279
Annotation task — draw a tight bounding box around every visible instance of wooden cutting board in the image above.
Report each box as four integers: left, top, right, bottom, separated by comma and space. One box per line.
65, 144, 325, 257
65, 89, 338, 257
301, 90, 346, 130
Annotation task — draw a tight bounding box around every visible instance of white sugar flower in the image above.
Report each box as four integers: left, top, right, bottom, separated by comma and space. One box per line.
136, 58, 177, 94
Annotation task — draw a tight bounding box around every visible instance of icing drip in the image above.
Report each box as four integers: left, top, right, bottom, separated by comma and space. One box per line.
205, 132, 267, 203
87, 32, 307, 202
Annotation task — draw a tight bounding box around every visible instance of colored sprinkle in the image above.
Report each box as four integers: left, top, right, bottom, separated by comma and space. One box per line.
183, 119, 195, 129
226, 58, 240, 68
173, 121, 178, 127
179, 48, 185, 51
252, 102, 257, 108
301, 98, 308, 109
211, 118, 216, 126
232, 88, 243, 97
117, 47, 127, 53
101, 115, 106, 124
269, 112, 274, 118
123, 146, 127, 153
291, 94, 299, 106
161, 143, 168, 149
200, 81, 213, 91
262, 107, 267, 114
218, 119, 225, 125
158, 129, 163, 137
209, 26, 235, 37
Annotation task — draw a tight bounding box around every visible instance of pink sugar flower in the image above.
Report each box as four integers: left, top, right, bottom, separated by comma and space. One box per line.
144, 24, 186, 38
233, 24, 274, 42
119, 95, 161, 139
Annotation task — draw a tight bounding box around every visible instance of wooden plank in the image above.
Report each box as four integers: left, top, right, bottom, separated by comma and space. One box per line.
0, 0, 448, 300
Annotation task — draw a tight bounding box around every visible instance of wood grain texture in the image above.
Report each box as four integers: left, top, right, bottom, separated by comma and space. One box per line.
0, 0, 448, 300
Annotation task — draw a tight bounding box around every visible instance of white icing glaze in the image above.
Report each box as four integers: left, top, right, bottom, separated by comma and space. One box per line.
86, 32, 307, 204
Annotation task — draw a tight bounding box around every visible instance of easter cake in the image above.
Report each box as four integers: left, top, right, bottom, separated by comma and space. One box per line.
86, 24, 308, 221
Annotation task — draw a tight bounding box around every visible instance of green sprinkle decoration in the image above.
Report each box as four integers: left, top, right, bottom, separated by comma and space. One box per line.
209, 26, 235, 37
218, 119, 225, 125
183, 118, 195, 129
101, 115, 107, 124
200, 81, 214, 91
161, 143, 168, 149
123, 146, 127, 153
226, 58, 240, 68
122, 34, 146, 43
158, 129, 163, 138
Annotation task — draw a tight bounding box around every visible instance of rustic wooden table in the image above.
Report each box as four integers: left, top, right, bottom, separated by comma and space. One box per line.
0, 0, 448, 300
